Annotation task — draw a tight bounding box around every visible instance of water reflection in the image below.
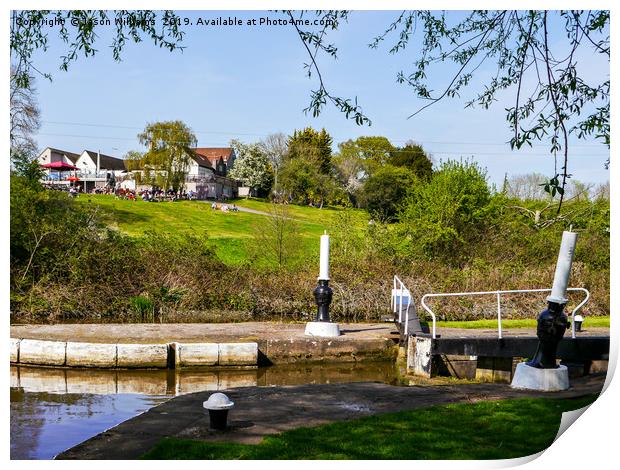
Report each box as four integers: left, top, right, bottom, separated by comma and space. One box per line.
10, 388, 167, 460
11, 361, 397, 460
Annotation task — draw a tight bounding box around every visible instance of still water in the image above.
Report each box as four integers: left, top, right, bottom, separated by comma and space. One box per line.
10, 362, 398, 459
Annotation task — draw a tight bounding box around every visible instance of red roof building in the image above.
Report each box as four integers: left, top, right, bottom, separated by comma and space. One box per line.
191, 148, 236, 176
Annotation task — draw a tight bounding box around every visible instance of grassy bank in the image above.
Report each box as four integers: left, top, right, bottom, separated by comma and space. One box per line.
11, 180, 609, 322
76, 195, 366, 265
142, 395, 597, 460
435, 316, 610, 329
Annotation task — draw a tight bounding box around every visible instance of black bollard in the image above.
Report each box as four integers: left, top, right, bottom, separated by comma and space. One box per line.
313, 279, 333, 322
203, 392, 234, 431
208, 409, 230, 431
527, 301, 568, 369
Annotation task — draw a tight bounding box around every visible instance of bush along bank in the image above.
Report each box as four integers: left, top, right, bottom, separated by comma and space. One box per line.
10, 163, 609, 324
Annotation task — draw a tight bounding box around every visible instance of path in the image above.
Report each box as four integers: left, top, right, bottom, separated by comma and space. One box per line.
56, 373, 606, 459
199, 201, 270, 216
199, 201, 310, 222
11, 322, 608, 344
10, 322, 396, 344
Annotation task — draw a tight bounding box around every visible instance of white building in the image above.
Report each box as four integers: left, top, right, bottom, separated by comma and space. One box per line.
37, 146, 238, 198
187, 148, 237, 199
37, 147, 128, 191
37, 147, 81, 167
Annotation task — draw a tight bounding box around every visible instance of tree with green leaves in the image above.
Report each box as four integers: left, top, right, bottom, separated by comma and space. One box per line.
359, 165, 418, 222
390, 141, 433, 180
287, 127, 333, 175
10, 10, 187, 186
336, 136, 395, 175
229, 140, 274, 197
288, 10, 609, 211
137, 121, 197, 192
333, 136, 397, 204
279, 135, 345, 208
398, 159, 494, 258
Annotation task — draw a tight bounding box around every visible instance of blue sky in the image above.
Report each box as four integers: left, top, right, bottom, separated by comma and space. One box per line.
30, 10, 610, 187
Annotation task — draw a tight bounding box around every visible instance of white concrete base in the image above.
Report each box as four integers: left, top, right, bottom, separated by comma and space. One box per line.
304, 321, 341, 337
511, 362, 569, 391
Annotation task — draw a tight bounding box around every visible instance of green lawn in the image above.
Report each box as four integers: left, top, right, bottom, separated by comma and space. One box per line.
77, 195, 366, 265
434, 317, 610, 329
230, 197, 369, 225
141, 395, 597, 460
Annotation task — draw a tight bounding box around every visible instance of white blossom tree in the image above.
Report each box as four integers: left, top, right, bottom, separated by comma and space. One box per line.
229, 139, 274, 197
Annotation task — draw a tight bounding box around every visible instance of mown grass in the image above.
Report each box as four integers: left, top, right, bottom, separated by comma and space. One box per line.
141, 395, 597, 460
76, 195, 365, 265
434, 317, 610, 329
231, 197, 369, 225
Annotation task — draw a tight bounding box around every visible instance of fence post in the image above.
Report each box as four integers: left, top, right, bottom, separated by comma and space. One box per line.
497, 292, 502, 339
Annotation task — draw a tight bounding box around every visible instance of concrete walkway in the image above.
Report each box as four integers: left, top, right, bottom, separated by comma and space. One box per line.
56, 373, 606, 459
10, 322, 396, 344
12, 322, 608, 344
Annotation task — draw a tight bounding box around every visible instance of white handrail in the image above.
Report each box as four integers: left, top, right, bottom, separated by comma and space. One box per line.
420, 287, 590, 339
393, 275, 411, 333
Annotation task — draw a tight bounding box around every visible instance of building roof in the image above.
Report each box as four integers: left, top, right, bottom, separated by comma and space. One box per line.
45, 147, 81, 164
192, 148, 234, 166
83, 150, 127, 171
190, 152, 215, 169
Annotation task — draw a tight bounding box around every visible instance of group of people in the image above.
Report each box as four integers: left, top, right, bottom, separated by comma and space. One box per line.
42, 183, 81, 194
137, 188, 198, 202
210, 201, 239, 212
42, 183, 240, 209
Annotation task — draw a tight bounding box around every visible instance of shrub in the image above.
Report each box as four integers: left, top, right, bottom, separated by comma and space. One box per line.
397, 159, 496, 260
359, 165, 418, 222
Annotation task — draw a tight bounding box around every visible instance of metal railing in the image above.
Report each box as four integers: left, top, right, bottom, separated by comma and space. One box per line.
420, 287, 590, 339
393, 276, 420, 335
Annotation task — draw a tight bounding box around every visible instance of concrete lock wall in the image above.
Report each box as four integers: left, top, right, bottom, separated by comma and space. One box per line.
19, 339, 67, 366
66, 342, 117, 368
174, 342, 219, 367
10, 338, 258, 369
10, 338, 21, 363
173, 342, 258, 368
117, 344, 168, 368
219, 342, 258, 366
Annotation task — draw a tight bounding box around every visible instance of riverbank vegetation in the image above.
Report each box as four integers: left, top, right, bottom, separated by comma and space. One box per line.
10, 146, 609, 323
141, 395, 598, 459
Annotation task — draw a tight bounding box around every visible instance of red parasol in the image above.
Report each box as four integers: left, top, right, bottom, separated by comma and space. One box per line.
67, 176, 80, 182
40, 161, 79, 170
